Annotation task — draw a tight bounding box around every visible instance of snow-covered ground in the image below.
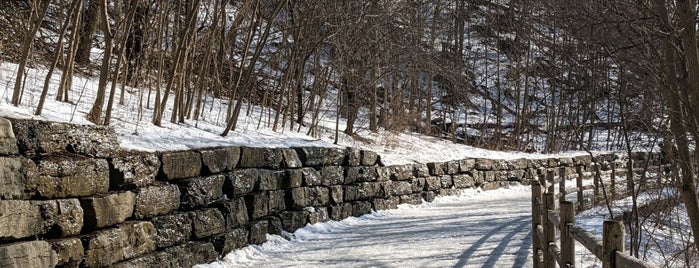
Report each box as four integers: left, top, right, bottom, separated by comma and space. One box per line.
197, 186, 535, 268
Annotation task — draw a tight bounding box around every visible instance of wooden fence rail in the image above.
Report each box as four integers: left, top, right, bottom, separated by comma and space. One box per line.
530, 162, 664, 268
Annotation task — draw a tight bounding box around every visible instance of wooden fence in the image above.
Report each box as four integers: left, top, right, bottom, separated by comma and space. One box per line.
530, 162, 665, 268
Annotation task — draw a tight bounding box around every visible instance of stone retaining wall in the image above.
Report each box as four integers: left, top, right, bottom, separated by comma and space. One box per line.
0, 118, 661, 267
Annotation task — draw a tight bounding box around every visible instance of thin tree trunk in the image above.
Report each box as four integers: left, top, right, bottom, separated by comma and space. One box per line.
86, 0, 113, 124
12, 0, 51, 106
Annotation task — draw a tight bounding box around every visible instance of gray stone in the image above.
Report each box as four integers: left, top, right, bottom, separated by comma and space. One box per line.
290, 187, 310, 209
0, 199, 83, 240
279, 211, 309, 232
152, 213, 192, 249
411, 178, 426, 193
361, 150, 379, 166
258, 170, 285, 190
399, 194, 422, 205
249, 221, 269, 244
191, 208, 226, 239
226, 169, 259, 196
439, 189, 460, 196
309, 187, 330, 207
268, 190, 286, 214
559, 157, 574, 166
458, 159, 476, 172
213, 198, 249, 229
343, 185, 360, 201
440, 175, 454, 188
390, 165, 414, 181
508, 159, 529, 170
294, 147, 346, 167
423, 191, 436, 202
494, 160, 509, 170
345, 166, 377, 183
134, 184, 180, 219
452, 174, 475, 188
160, 151, 201, 180
375, 167, 391, 182
445, 161, 460, 175
246, 193, 269, 219
81, 191, 135, 229
351, 201, 372, 216
200, 147, 240, 174
386, 181, 412, 196
308, 207, 329, 224
0, 118, 18, 155
574, 155, 592, 166
359, 182, 382, 199
484, 171, 496, 182
280, 148, 302, 168
50, 238, 84, 268
285, 169, 303, 188
110, 151, 160, 189
9, 119, 118, 158
239, 147, 282, 169
372, 198, 398, 211
475, 159, 494, 170
329, 185, 344, 205
29, 155, 109, 198
178, 175, 225, 209
319, 166, 344, 186
167, 242, 218, 267
0, 241, 57, 268
424, 177, 441, 191
345, 148, 362, 167
212, 228, 249, 255
0, 157, 28, 199
426, 162, 445, 176
413, 164, 430, 178
83, 221, 156, 267
301, 168, 322, 186
329, 204, 353, 221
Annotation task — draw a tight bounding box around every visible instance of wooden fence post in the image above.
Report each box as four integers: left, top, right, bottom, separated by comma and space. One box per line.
547, 169, 555, 194
603, 220, 625, 268
610, 162, 616, 198
576, 165, 584, 210
532, 180, 543, 268
543, 193, 556, 268
593, 163, 601, 204
559, 166, 567, 201
560, 201, 575, 267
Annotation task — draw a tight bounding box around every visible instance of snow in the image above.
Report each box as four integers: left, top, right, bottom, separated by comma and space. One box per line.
196, 186, 535, 268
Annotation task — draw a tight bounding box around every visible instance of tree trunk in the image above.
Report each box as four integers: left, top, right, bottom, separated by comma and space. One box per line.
75, 0, 99, 65
11, 0, 51, 106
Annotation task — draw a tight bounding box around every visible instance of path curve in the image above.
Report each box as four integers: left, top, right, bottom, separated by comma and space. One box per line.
198, 187, 534, 268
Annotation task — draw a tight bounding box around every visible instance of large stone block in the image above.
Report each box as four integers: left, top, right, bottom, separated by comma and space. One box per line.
319, 166, 344, 186
458, 159, 476, 172
386, 181, 412, 196
81, 191, 135, 230
258, 170, 285, 191
239, 147, 282, 169
281, 148, 302, 168
290, 187, 310, 209
110, 151, 160, 189
284, 169, 303, 188
199, 147, 240, 174
445, 161, 460, 175
9, 119, 118, 158
426, 162, 445, 176
452, 174, 475, 189
345, 148, 361, 167
249, 221, 269, 244
190, 208, 226, 239
345, 166, 377, 183
308, 207, 329, 224
83, 221, 156, 267
390, 165, 414, 181
225, 169, 258, 196
279, 211, 309, 232
152, 213, 192, 249
212, 228, 249, 255
351, 201, 372, 216
159, 151, 201, 180
213, 197, 249, 229
329, 203, 353, 221
440, 175, 454, 188
411, 178, 426, 193
300, 168, 322, 186
0, 241, 57, 268
268, 190, 286, 214
294, 147, 346, 167
0, 157, 27, 199
133, 184, 180, 219
343, 185, 360, 202
178, 175, 225, 209
50, 238, 84, 268
413, 164, 430, 178
424, 177, 441, 191
309, 187, 330, 207
475, 159, 494, 170
0, 118, 18, 155
329, 185, 344, 205
0, 199, 83, 240
245, 192, 269, 220
361, 150, 379, 166
29, 155, 109, 198
113, 242, 217, 268
359, 182, 381, 199
375, 167, 391, 182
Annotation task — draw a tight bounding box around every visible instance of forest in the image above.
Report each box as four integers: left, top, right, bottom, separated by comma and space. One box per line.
2, 0, 699, 260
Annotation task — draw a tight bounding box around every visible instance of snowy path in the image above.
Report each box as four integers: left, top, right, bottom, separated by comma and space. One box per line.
200, 187, 534, 268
